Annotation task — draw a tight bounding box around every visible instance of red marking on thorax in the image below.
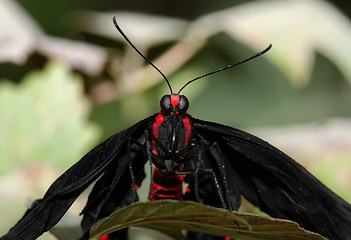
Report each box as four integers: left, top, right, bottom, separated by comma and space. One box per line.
170, 94, 180, 106
99, 235, 110, 240
152, 113, 165, 154
153, 113, 165, 139
182, 116, 191, 147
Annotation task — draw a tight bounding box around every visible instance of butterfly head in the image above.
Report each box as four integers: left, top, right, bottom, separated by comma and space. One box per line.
160, 94, 189, 115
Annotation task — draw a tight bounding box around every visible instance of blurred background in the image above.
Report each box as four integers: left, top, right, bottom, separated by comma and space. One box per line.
0, 0, 351, 239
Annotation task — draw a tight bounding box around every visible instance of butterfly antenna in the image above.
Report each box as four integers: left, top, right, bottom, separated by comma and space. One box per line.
112, 16, 173, 94
177, 44, 272, 94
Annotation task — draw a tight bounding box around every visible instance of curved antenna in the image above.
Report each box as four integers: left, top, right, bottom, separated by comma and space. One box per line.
178, 44, 272, 94
112, 16, 173, 94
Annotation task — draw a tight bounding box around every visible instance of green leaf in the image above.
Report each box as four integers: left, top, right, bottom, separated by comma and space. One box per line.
89, 200, 326, 240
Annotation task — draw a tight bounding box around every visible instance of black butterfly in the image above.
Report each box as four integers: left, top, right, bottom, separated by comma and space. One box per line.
2, 16, 351, 240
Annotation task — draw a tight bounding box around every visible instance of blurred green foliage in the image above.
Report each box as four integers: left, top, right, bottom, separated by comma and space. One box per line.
0, 61, 99, 174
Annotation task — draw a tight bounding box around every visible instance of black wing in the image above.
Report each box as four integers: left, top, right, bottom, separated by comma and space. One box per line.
193, 118, 351, 240
79, 133, 148, 240
1, 116, 153, 240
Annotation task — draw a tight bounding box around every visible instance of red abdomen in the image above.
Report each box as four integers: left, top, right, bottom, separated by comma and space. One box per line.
149, 166, 183, 201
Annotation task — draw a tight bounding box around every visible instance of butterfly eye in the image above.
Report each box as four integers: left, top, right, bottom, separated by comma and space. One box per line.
160, 95, 171, 113
178, 95, 189, 114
